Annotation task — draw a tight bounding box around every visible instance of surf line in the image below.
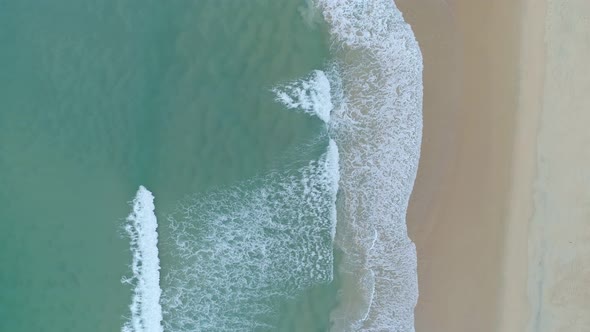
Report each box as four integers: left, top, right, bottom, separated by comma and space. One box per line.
122, 186, 164, 332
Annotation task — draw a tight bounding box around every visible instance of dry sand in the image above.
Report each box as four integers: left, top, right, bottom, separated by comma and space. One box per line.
396, 0, 590, 331
525, 1, 590, 331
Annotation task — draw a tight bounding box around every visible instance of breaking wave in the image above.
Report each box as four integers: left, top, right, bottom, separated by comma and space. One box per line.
272, 69, 334, 123
120, 1, 422, 331
122, 186, 164, 332
267, 1, 423, 329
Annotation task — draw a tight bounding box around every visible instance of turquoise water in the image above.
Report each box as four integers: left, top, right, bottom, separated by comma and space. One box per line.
0, 1, 423, 331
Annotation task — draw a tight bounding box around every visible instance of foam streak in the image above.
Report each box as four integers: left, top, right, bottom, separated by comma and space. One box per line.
123, 186, 163, 332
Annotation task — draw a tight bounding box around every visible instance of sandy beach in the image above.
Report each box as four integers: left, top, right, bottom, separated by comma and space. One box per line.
396, 0, 590, 331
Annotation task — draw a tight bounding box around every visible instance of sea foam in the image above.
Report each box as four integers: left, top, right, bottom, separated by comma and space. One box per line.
272, 69, 333, 123
315, 0, 424, 331
123, 186, 163, 332
161, 141, 339, 331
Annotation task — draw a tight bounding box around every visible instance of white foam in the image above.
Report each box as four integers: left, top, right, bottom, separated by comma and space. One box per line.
313, 0, 424, 331
122, 186, 163, 332
272, 69, 333, 123
326, 138, 340, 240
161, 142, 340, 331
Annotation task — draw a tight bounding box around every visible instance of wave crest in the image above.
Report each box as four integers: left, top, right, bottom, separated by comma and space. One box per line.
272, 70, 333, 123
123, 186, 163, 332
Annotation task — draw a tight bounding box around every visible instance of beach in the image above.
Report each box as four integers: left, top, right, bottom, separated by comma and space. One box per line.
398, 0, 590, 331
2, 0, 587, 330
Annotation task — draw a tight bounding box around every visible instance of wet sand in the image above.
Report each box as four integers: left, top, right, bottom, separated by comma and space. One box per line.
398, 0, 590, 330
396, 0, 523, 331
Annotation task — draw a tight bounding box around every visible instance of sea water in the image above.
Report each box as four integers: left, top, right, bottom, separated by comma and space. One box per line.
0, 0, 422, 331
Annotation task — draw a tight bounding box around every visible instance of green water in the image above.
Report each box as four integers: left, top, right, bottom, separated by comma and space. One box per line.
0, 1, 334, 331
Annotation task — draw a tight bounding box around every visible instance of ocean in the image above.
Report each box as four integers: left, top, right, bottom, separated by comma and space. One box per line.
0, 1, 422, 331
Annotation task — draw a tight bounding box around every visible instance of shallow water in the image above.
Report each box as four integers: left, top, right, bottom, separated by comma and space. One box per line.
0, 1, 422, 331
